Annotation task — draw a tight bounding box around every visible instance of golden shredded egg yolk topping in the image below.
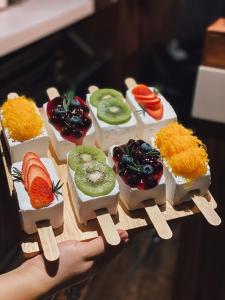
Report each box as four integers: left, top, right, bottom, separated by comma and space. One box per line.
2, 96, 44, 142
155, 122, 208, 179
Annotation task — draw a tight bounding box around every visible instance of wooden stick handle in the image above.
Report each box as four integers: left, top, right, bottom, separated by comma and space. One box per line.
96, 208, 121, 246
7, 92, 19, 99
142, 199, 173, 239
37, 221, 59, 261
192, 195, 221, 226
47, 87, 60, 100
124, 77, 137, 89
88, 85, 98, 94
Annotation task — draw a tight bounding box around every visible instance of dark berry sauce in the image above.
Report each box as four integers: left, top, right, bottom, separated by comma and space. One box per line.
113, 139, 163, 190
47, 96, 92, 145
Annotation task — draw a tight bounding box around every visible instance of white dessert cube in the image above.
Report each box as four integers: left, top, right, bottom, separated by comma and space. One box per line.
12, 158, 64, 234
1, 112, 49, 163
126, 87, 177, 141
86, 94, 137, 151
163, 163, 211, 206
108, 146, 166, 211
67, 164, 120, 224
43, 103, 95, 161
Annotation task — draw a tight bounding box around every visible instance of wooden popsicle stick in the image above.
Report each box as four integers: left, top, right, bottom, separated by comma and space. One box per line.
7, 92, 19, 99
47, 87, 60, 100
37, 221, 59, 261
192, 194, 221, 226
142, 199, 173, 239
124, 77, 137, 89
95, 208, 121, 246
88, 85, 98, 93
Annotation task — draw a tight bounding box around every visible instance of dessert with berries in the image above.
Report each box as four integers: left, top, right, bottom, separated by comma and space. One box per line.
86, 88, 137, 151
67, 145, 119, 224
154, 122, 211, 206
109, 139, 166, 211
1, 94, 49, 163
43, 89, 95, 160
11, 152, 63, 234
125, 79, 177, 140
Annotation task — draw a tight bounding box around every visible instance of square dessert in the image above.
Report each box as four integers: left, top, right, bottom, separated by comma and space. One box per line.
86, 88, 137, 151
108, 139, 166, 211
43, 89, 95, 161
12, 156, 63, 234
126, 84, 177, 140
152, 122, 211, 206
67, 145, 119, 224
1, 95, 49, 163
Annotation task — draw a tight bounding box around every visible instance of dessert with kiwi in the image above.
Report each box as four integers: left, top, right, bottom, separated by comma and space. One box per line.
108, 139, 166, 211
87, 88, 137, 151
67, 145, 119, 224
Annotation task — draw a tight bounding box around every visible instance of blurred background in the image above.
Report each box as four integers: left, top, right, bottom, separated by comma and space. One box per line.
1, 1, 225, 299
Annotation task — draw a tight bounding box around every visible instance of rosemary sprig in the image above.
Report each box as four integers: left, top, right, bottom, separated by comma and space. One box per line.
11, 167, 23, 182
63, 90, 75, 111
52, 180, 64, 198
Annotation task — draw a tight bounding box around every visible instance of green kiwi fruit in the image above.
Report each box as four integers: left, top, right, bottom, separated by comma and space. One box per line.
90, 88, 123, 107
68, 145, 106, 171
75, 162, 116, 197
97, 97, 131, 125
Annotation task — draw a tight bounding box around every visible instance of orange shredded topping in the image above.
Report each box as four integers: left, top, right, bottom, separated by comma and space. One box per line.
155, 122, 208, 179
2, 96, 44, 142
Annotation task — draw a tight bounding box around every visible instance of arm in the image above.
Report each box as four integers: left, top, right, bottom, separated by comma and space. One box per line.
0, 229, 128, 300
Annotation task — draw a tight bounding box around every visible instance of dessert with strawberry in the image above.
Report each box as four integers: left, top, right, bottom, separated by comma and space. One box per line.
1, 94, 49, 163
43, 89, 95, 161
125, 82, 177, 140
108, 139, 166, 211
11, 152, 64, 234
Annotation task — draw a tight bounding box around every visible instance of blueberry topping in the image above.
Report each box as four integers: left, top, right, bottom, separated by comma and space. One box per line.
121, 155, 134, 165
69, 99, 80, 110
141, 165, 154, 175
141, 142, 152, 152
54, 107, 65, 115
70, 116, 82, 125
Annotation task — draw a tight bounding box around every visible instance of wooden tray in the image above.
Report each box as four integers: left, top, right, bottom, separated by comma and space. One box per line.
0, 125, 219, 258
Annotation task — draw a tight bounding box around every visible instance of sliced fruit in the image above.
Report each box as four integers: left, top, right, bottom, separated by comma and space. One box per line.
135, 93, 157, 101
22, 152, 40, 181
68, 145, 106, 171
75, 162, 115, 197
27, 165, 52, 191
132, 84, 153, 96
146, 104, 164, 120
90, 88, 123, 107
24, 158, 49, 191
136, 97, 160, 107
97, 98, 131, 125
29, 176, 54, 209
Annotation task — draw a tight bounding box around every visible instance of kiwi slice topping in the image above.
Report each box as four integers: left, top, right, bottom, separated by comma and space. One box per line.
97, 98, 131, 125
68, 145, 106, 171
90, 88, 123, 107
75, 162, 116, 197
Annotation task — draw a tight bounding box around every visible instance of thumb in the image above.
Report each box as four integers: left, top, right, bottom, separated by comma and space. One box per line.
81, 229, 129, 259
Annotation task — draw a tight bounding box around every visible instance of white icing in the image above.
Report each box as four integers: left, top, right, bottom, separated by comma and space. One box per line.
86, 94, 138, 151
12, 158, 64, 234
43, 103, 95, 161
67, 159, 119, 224
126, 88, 177, 141
108, 145, 166, 210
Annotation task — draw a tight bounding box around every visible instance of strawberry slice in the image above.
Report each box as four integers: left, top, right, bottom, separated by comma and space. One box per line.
22, 152, 40, 181
24, 159, 49, 191
132, 84, 153, 96
27, 165, 52, 192
29, 176, 54, 208
146, 104, 164, 120
136, 97, 160, 107
135, 93, 157, 101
